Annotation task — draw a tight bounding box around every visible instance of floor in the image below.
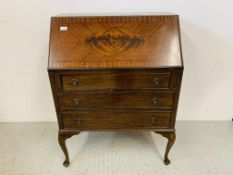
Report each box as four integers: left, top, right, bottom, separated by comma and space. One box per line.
0, 122, 232, 175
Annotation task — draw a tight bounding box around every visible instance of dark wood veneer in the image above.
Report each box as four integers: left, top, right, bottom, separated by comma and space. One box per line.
48, 14, 183, 167
62, 111, 172, 129
58, 92, 174, 109
62, 72, 171, 90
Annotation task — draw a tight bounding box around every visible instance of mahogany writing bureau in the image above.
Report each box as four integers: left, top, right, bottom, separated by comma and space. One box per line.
48, 14, 183, 167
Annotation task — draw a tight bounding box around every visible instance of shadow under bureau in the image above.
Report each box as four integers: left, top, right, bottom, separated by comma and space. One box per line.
48, 13, 183, 167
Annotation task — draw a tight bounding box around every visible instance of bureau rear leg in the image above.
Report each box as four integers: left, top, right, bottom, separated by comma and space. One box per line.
58, 132, 79, 167
155, 132, 176, 165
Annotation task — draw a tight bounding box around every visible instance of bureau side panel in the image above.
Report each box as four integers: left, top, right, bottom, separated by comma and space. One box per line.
48, 71, 63, 128
170, 69, 183, 127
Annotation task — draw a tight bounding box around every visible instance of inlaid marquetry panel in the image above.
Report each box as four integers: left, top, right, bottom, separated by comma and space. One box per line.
48, 15, 182, 69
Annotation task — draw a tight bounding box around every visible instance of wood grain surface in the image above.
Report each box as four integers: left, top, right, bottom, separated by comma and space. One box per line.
61, 111, 172, 129
58, 92, 174, 109
48, 15, 183, 69
62, 71, 171, 90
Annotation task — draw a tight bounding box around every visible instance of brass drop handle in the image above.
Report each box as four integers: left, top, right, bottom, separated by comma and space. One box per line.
75, 117, 82, 124
151, 117, 158, 124
153, 77, 160, 85
70, 79, 79, 86
152, 97, 159, 104
74, 98, 80, 105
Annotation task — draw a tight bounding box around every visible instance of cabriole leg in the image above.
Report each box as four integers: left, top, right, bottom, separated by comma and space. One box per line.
155, 132, 176, 165
58, 132, 79, 167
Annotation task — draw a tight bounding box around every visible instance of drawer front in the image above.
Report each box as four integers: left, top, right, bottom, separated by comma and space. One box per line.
59, 93, 173, 109
62, 72, 170, 90
61, 111, 171, 129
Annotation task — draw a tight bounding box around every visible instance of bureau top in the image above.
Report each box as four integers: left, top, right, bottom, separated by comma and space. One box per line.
48, 14, 183, 70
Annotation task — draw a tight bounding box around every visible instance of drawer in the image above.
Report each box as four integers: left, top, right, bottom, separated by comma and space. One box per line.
61, 72, 170, 90
58, 92, 173, 109
61, 111, 172, 129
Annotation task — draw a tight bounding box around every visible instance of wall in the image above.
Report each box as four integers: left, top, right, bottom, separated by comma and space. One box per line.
0, 0, 233, 122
